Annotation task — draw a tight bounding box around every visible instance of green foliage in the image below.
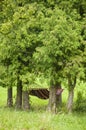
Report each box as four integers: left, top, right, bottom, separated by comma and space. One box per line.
0, 1, 45, 89
74, 80, 86, 112
75, 91, 86, 112
34, 6, 81, 85
0, 0, 86, 92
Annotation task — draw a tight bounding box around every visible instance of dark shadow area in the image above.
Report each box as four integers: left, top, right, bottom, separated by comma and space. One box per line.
74, 99, 86, 113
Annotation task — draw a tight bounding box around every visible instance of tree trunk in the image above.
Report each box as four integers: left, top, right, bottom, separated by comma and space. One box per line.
67, 75, 76, 113
47, 86, 58, 114
22, 90, 30, 110
56, 83, 62, 106
67, 88, 74, 113
15, 77, 22, 109
7, 87, 13, 107
47, 82, 63, 113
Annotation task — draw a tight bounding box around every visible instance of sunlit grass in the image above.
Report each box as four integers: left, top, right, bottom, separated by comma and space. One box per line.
0, 87, 86, 130
0, 107, 86, 130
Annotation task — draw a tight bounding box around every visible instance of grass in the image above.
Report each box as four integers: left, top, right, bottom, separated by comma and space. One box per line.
0, 87, 86, 130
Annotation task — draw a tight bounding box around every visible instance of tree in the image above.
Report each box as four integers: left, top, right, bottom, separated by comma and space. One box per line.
0, 0, 85, 113
0, 0, 46, 109
48, 0, 86, 113
33, 5, 81, 113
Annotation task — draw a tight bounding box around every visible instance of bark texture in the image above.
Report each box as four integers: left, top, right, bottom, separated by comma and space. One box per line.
67, 88, 74, 113
15, 77, 22, 109
47, 86, 58, 113
67, 75, 76, 113
7, 87, 13, 107
47, 82, 63, 113
22, 90, 30, 110
56, 84, 63, 105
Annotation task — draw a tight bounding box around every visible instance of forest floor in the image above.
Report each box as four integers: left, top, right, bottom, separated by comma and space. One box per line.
0, 87, 86, 130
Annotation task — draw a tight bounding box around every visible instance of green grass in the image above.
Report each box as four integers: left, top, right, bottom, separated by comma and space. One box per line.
0, 87, 86, 130
0, 108, 86, 130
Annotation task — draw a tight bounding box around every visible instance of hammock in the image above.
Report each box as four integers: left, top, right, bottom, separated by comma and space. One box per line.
29, 89, 49, 99
29, 88, 63, 100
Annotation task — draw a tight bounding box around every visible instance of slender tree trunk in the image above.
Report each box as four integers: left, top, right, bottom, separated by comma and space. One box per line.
22, 90, 30, 110
67, 88, 74, 113
15, 76, 22, 109
7, 87, 13, 107
67, 75, 76, 113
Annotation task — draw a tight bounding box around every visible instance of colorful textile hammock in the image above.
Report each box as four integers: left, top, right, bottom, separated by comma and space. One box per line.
29, 89, 49, 99
29, 88, 63, 99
